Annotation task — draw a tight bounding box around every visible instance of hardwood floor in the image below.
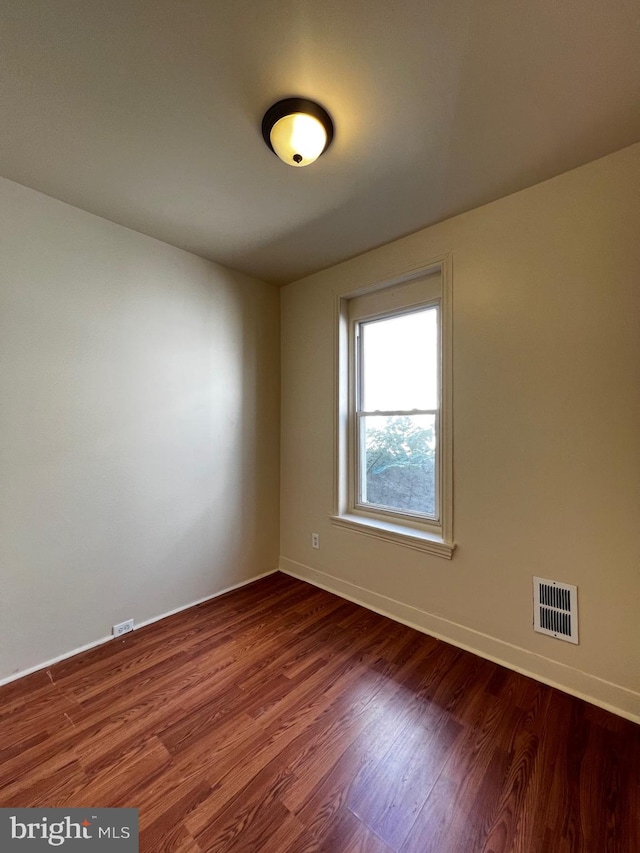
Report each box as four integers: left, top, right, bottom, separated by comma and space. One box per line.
1, 572, 638, 852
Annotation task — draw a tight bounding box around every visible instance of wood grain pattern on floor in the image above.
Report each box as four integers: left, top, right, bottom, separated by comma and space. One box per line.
0, 572, 638, 852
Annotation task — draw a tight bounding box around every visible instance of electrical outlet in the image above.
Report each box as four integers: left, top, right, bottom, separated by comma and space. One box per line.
312, 533, 320, 549
112, 619, 134, 637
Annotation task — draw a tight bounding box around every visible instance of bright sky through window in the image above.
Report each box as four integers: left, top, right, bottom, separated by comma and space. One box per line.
362, 308, 438, 412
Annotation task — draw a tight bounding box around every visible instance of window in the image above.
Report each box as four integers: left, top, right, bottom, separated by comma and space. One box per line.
332, 259, 454, 558
356, 305, 439, 518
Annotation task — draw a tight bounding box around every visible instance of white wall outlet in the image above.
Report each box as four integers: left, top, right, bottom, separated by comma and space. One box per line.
311, 533, 320, 549
112, 619, 134, 637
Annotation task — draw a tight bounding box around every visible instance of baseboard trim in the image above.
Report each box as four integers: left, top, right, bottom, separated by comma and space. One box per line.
0, 569, 278, 688
279, 557, 640, 724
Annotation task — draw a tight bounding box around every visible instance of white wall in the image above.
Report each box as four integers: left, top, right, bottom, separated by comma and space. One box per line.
0, 178, 280, 681
280, 143, 640, 721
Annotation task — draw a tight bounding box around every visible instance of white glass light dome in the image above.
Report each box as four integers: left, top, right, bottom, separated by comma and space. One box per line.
270, 112, 327, 167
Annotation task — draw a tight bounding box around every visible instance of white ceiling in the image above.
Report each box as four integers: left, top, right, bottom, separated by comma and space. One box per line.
2, 0, 639, 284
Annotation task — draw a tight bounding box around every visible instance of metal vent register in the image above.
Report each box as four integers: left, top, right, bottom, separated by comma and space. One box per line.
533, 577, 578, 644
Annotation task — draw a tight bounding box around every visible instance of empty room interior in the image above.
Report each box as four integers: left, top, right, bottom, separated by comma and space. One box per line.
1, 1, 639, 851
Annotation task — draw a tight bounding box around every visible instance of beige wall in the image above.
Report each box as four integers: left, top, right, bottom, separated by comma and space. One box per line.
0, 177, 280, 682
280, 143, 640, 720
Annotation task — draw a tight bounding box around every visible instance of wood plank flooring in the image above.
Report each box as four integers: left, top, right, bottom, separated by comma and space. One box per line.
0, 572, 638, 852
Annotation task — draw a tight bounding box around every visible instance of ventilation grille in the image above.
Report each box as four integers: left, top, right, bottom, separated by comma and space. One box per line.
533, 577, 578, 644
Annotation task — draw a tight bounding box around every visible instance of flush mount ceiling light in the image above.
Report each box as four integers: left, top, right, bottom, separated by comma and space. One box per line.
262, 98, 334, 168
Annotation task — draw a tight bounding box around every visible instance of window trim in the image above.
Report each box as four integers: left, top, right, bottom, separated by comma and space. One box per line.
331, 255, 455, 559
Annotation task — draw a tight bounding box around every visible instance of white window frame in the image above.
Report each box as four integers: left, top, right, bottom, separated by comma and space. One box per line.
331, 255, 455, 559
354, 302, 441, 522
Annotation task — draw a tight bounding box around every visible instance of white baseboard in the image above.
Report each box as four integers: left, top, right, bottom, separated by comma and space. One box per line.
0, 569, 278, 688
279, 557, 640, 724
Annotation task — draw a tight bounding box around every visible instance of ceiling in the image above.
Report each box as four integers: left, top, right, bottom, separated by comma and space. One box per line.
2, 0, 639, 285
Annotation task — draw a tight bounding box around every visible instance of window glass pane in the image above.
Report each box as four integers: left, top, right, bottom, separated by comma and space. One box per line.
361, 308, 438, 412
360, 414, 436, 517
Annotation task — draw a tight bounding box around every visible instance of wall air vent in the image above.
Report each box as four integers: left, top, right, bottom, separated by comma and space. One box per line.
533, 577, 578, 644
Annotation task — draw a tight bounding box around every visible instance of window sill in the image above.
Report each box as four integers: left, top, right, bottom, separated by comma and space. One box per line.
330, 513, 456, 559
